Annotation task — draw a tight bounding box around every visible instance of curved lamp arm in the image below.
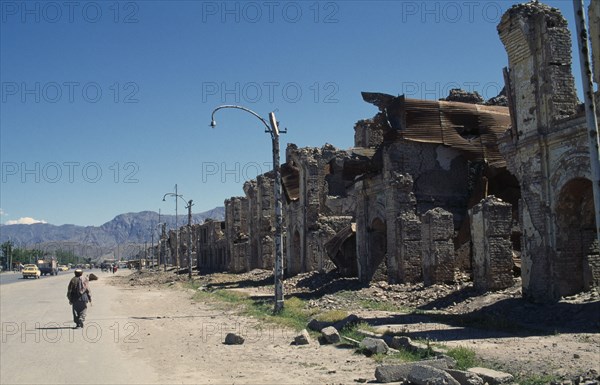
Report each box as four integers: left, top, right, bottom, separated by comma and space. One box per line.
162, 193, 191, 208
210, 105, 274, 138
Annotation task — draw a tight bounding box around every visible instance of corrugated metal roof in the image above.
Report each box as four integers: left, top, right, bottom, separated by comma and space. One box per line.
281, 163, 300, 202
361, 93, 511, 168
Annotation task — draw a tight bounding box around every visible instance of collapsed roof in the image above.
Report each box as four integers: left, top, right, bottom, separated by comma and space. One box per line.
361, 92, 512, 168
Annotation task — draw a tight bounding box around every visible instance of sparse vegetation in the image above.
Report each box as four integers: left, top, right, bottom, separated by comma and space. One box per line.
338, 321, 375, 344
517, 374, 558, 385
190, 284, 314, 331
315, 309, 348, 323
446, 346, 479, 370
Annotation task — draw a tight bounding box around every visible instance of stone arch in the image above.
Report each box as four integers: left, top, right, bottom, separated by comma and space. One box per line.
554, 178, 596, 297
368, 217, 387, 282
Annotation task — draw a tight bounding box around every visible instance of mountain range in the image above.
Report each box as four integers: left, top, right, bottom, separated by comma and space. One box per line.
0, 207, 225, 260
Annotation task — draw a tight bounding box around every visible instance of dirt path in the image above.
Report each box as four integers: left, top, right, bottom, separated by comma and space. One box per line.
110, 279, 378, 384
107, 270, 599, 384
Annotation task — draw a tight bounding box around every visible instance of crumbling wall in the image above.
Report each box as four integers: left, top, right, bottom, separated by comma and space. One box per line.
385, 141, 471, 230
497, 1, 594, 302
243, 174, 276, 272
256, 173, 275, 270
470, 196, 514, 291
284, 144, 355, 276
196, 220, 227, 271
421, 208, 455, 286
357, 172, 422, 283
354, 119, 383, 148
224, 197, 249, 273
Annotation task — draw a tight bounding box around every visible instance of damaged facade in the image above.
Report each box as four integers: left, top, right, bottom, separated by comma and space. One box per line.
497, 1, 600, 301
282, 144, 356, 276
162, 0, 598, 302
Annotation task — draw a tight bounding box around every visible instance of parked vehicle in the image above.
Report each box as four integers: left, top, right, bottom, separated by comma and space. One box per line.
37, 257, 59, 276
22, 264, 41, 279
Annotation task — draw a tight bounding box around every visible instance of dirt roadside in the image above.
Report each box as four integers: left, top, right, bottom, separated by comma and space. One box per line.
108, 269, 600, 384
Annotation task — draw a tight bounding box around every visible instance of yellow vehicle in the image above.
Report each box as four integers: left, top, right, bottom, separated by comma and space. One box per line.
59, 265, 69, 271
22, 264, 41, 279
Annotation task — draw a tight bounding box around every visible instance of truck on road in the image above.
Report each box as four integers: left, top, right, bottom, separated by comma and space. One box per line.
37, 257, 59, 276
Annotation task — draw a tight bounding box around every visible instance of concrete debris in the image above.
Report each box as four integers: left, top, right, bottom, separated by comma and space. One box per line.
321, 326, 341, 344
223, 333, 244, 345
446, 369, 484, 385
293, 329, 311, 345
358, 337, 389, 355
374, 358, 451, 383
467, 367, 513, 385
408, 364, 461, 385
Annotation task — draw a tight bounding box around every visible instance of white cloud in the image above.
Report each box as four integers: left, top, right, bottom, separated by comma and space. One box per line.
5, 217, 48, 225
0, 208, 5, 216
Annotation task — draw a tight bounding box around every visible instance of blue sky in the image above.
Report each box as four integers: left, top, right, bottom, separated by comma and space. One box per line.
0, 0, 591, 226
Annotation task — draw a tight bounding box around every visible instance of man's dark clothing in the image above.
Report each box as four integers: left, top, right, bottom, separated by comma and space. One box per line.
67, 275, 91, 328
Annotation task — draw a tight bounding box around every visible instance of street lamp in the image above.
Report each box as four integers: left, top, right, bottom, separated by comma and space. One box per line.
163, 185, 194, 279
209, 105, 285, 312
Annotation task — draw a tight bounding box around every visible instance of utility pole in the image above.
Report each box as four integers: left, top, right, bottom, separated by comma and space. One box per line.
209, 105, 286, 312
573, 0, 600, 245
187, 199, 194, 279
161, 223, 167, 272
269, 112, 284, 313
175, 184, 179, 268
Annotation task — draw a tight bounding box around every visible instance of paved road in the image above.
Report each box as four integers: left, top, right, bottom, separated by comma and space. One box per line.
0, 271, 158, 384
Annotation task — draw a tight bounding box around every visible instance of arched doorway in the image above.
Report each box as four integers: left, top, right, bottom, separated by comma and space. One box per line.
368, 218, 387, 281
555, 178, 596, 296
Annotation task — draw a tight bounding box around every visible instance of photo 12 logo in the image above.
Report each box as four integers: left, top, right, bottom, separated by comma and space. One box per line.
1, 321, 140, 344
400, 81, 503, 101
201, 81, 339, 104
1, 2, 140, 24
1, 162, 140, 184
200, 1, 339, 24
201, 162, 274, 183
400, 1, 505, 24
199, 321, 295, 344
1, 82, 140, 104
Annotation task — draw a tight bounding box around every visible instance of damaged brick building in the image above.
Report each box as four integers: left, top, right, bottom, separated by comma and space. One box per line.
497, 1, 600, 301
165, 0, 598, 302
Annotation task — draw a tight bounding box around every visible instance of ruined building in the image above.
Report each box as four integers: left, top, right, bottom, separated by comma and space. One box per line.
347, 95, 517, 284
497, 1, 600, 301
224, 196, 249, 272
166, 1, 599, 303
281, 144, 356, 276
195, 220, 228, 271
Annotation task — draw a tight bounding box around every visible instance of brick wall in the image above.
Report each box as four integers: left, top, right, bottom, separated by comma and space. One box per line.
470, 196, 513, 291
421, 208, 455, 286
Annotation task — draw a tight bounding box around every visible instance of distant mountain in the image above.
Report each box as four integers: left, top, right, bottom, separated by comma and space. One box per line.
0, 207, 225, 260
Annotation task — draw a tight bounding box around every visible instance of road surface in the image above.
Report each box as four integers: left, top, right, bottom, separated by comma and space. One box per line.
0, 270, 158, 384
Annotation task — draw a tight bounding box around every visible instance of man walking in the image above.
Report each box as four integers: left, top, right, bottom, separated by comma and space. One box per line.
67, 269, 91, 328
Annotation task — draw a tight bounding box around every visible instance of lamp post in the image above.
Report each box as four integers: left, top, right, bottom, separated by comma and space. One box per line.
209, 105, 285, 312
162, 184, 180, 269
163, 187, 194, 279
573, 0, 600, 246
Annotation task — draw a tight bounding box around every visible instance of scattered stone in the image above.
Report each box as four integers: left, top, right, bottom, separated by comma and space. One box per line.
467, 367, 513, 385
359, 337, 389, 355
224, 333, 244, 345
307, 318, 331, 332
333, 314, 360, 331
408, 364, 461, 385
447, 369, 484, 385
294, 329, 311, 345
374, 359, 450, 383
321, 326, 341, 344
